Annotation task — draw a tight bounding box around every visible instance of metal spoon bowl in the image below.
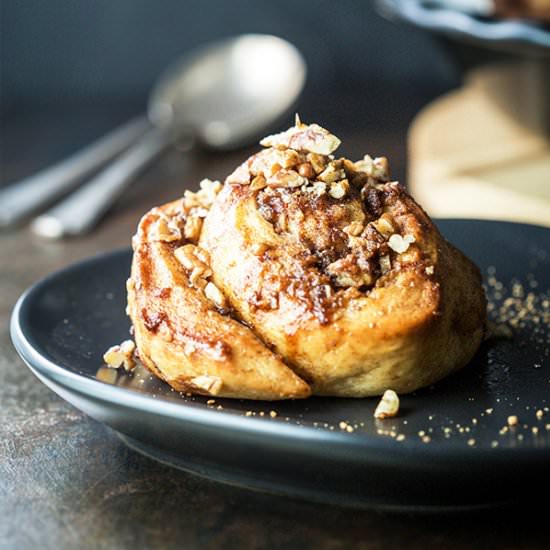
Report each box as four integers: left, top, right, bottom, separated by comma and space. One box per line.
150, 34, 306, 148
20, 34, 305, 237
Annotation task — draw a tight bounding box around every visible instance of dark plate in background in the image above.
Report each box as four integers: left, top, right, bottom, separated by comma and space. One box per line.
10, 220, 550, 511
377, 0, 550, 55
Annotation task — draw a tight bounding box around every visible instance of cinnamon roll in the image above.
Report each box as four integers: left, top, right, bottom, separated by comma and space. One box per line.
126, 118, 486, 400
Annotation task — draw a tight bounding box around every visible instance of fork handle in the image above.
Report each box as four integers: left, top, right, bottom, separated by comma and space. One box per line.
0, 116, 149, 228
31, 125, 183, 238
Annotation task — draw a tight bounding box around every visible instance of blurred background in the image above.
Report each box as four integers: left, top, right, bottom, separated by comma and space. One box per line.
0, 1, 456, 189
1, 1, 457, 113
1, 1, 456, 108
1, 0, 549, 240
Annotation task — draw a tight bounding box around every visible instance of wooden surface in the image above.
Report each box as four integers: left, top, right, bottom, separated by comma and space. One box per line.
1, 99, 549, 550
409, 63, 550, 227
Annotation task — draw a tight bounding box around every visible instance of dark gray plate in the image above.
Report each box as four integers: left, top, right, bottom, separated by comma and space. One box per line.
377, 0, 550, 55
10, 220, 550, 511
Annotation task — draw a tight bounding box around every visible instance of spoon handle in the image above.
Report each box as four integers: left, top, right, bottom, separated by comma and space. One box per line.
31, 126, 184, 238
0, 116, 149, 228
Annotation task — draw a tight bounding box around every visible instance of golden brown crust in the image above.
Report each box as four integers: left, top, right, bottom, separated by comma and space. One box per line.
200, 181, 486, 396
126, 120, 486, 399
128, 202, 311, 400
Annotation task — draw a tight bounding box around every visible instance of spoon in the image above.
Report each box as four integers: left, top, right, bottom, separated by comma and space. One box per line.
30, 34, 306, 238
0, 117, 149, 228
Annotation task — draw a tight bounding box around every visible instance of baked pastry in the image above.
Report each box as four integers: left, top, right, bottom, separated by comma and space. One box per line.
127, 118, 486, 400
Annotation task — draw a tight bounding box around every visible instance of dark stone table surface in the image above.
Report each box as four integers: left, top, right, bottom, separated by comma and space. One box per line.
1, 96, 549, 550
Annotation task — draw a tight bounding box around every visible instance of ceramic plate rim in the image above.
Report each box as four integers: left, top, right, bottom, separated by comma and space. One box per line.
10, 219, 550, 467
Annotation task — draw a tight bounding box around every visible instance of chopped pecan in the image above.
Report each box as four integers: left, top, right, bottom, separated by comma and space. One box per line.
249, 148, 301, 177
151, 215, 182, 242
354, 154, 374, 175
297, 162, 315, 179
373, 157, 390, 181
379, 255, 391, 275
250, 174, 268, 191
342, 158, 355, 172
343, 221, 364, 236
103, 340, 136, 372
328, 179, 349, 199
260, 121, 341, 155
266, 169, 306, 188
388, 234, 415, 254
204, 281, 227, 309
355, 155, 390, 182
374, 389, 400, 419
371, 214, 394, 238
326, 254, 375, 288
318, 161, 345, 184
183, 179, 223, 211
307, 153, 328, 174
174, 244, 212, 288
184, 215, 203, 242
226, 162, 251, 185
305, 181, 327, 196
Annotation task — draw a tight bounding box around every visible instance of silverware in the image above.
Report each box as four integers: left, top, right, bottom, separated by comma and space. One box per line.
31, 125, 184, 238
0, 117, 149, 228
31, 34, 306, 238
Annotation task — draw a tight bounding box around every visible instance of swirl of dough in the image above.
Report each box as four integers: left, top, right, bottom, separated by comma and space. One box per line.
127, 119, 486, 399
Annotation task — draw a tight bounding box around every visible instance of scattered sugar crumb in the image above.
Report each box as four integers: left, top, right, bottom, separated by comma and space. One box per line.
507, 415, 519, 427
